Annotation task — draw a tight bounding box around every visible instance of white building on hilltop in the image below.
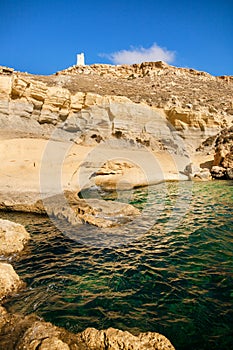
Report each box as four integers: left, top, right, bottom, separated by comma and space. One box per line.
77, 53, 85, 66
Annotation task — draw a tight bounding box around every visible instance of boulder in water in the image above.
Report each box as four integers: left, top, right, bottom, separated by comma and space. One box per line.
0, 219, 30, 255
0, 263, 24, 301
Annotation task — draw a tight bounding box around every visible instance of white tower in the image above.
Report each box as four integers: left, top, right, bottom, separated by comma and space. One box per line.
77, 53, 85, 66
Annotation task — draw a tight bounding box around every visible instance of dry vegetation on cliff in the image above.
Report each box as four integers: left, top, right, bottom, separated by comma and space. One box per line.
22, 61, 233, 127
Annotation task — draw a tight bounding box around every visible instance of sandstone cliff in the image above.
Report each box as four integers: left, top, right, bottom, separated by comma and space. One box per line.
1, 62, 232, 151
0, 61, 232, 197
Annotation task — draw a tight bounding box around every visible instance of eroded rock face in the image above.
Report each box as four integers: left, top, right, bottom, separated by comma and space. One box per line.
211, 166, 227, 179
0, 219, 30, 255
1, 62, 232, 155
0, 73, 186, 154
184, 163, 212, 181
213, 127, 233, 167
226, 168, 233, 180
211, 126, 233, 179
0, 263, 24, 301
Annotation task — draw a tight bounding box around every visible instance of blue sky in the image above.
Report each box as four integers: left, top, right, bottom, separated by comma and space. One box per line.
0, 0, 232, 76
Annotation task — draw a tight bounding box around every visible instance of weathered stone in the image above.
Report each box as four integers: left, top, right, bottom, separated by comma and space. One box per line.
44, 86, 71, 109
0, 219, 30, 255
0, 100, 9, 116
0, 263, 24, 301
0, 309, 176, 350
0, 61, 232, 230
77, 327, 175, 350
192, 168, 212, 181
29, 80, 47, 101
37, 337, 70, 350
0, 75, 12, 98
0, 192, 45, 214
11, 77, 29, 98
213, 127, 233, 168
226, 168, 233, 180
211, 165, 226, 179
1, 62, 232, 157
183, 163, 212, 181
184, 163, 200, 176
0, 312, 86, 350
44, 192, 140, 228
0, 191, 139, 228
0, 306, 8, 331
70, 91, 85, 111
9, 100, 34, 119
17, 321, 71, 350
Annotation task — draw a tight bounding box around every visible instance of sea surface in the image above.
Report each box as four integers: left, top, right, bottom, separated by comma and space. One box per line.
1, 181, 233, 350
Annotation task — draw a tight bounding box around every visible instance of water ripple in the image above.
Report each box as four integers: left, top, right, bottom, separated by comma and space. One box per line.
1, 181, 233, 350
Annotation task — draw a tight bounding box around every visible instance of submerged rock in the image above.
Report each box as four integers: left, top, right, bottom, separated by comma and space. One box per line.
0, 219, 30, 255
0, 191, 140, 228
45, 191, 140, 228
0, 263, 24, 301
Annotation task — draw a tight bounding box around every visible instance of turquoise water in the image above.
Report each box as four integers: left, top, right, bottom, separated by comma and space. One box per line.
1, 181, 233, 350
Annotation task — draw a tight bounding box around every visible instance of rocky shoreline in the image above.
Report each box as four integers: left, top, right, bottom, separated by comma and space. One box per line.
0, 62, 232, 199
0, 61, 232, 348
0, 219, 175, 349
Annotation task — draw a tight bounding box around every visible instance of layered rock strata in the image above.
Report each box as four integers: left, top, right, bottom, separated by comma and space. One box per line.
0, 61, 232, 221
1, 61, 232, 153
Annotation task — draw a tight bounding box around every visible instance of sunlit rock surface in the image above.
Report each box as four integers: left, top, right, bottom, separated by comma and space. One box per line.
0, 307, 175, 350
0, 219, 30, 255
0, 263, 24, 301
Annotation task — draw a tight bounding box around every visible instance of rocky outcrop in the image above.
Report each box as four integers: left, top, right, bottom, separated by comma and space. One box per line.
0, 191, 45, 213
0, 263, 24, 301
211, 166, 227, 179
45, 192, 140, 228
0, 225, 174, 349
0, 191, 140, 228
92, 159, 148, 190
0, 307, 175, 350
0, 61, 232, 226
213, 126, 233, 168
0, 219, 30, 255
211, 126, 233, 179
56, 62, 233, 148
0, 307, 82, 350
0, 72, 186, 154
77, 327, 175, 350
0, 62, 232, 153
183, 163, 212, 181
